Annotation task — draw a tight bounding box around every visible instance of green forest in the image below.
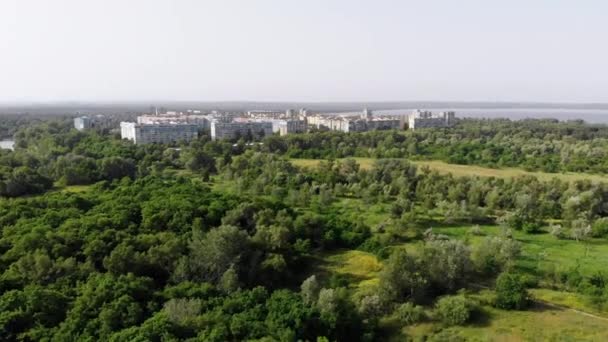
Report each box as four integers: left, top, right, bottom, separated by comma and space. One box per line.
3, 117, 608, 340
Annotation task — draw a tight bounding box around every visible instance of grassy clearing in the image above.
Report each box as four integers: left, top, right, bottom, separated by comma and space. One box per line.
290, 158, 608, 183
530, 288, 608, 316
317, 248, 608, 341
404, 300, 608, 341
430, 225, 608, 278
332, 197, 392, 229
330, 196, 608, 278
313, 249, 382, 299
60, 185, 93, 193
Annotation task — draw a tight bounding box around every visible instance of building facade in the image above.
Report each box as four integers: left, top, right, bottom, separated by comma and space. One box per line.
136, 114, 210, 130
407, 110, 456, 130
120, 122, 199, 144
74, 115, 108, 131
307, 111, 401, 133
210, 121, 273, 141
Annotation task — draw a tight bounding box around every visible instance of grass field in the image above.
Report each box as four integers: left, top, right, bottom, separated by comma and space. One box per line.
290, 158, 608, 183
312, 249, 382, 300
329, 195, 608, 278
315, 248, 608, 341
430, 225, 608, 278
403, 300, 608, 342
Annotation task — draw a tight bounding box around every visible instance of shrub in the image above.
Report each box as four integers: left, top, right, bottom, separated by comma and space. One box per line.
434, 295, 472, 326
394, 302, 425, 325
469, 225, 483, 236
495, 272, 530, 310
591, 218, 608, 238
549, 224, 565, 239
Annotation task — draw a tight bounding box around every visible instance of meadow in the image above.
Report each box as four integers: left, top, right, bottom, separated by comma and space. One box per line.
290, 158, 608, 183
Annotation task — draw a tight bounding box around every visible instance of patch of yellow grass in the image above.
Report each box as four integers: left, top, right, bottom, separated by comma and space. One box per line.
530, 288, 607, 316
60, 185, 92, 193
319, 249, 383, 298
290, 158, 608, 183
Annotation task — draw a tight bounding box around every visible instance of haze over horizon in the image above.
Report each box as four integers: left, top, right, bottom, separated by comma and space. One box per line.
2, 0, 607, 103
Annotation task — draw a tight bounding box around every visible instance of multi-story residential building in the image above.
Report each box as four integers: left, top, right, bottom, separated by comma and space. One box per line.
210, 120, 273, 141
74, 115, 108, 131
120, 122, 199, 144
407, 110, 456, 130
247, 110, 286, 119
137, 114, 210, 130
277, 119, 307, 136
307, 108, 402, 133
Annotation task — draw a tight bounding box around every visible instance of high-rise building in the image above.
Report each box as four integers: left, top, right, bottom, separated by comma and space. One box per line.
120, 122, 199, 144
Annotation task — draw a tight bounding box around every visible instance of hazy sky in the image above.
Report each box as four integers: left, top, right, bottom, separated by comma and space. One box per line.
1, 0, 607, 103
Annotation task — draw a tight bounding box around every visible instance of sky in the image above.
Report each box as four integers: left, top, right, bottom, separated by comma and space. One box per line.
1, 0, 607, 103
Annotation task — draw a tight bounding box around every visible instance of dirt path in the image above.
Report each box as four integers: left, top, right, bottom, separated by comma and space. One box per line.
533, 298, 608, 322
470, 283, 608, 322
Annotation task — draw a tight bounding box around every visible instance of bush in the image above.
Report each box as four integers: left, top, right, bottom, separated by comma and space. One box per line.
495, 272, 530, 310
591, 218, 608, 238
434, 295, 472, 326
469, 225, 483, 236
394, 302, 425, 325
549, 224, 565, 239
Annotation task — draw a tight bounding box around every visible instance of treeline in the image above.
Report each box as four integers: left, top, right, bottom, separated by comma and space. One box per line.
224, 151, 608, 235
261, 118, 608, 173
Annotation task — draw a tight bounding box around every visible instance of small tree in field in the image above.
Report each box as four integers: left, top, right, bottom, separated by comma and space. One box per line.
495, 272, 530, 310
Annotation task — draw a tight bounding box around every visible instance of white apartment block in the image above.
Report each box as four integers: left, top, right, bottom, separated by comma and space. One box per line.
137, 114, 210, 130
210, 120, 274, 141
407, 110, 456, 130
120, 122, 199, 145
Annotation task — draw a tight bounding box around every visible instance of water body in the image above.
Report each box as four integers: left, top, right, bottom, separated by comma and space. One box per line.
0, 140, 15, 151
334, 108, 608, 124
376, 108, 608, 124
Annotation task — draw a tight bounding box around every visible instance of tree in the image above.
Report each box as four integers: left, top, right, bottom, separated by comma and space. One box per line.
187, 225, 250, 283
394, 302, 425, 325
378, 249, 428, 303
301, 275, 321, 305
495, 272, 529, 310
357, 295, 383, 323
434, 295, 472, 326
471, 236, 521, 275
219, 265, 241, 293
99, 157, 136, 181
181, 148, 216, 175
421, 239, 472, 293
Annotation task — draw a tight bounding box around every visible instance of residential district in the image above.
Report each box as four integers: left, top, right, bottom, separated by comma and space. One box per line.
74, 108, 456, 145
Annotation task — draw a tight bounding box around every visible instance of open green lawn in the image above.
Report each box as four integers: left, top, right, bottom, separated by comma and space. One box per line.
431, 225, 608, 278
290, 158, 608, 183
330, 195, 608, 278
403, 299, 608, 342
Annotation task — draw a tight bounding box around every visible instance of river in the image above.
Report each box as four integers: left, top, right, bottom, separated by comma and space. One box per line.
336, 107, 608, 124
